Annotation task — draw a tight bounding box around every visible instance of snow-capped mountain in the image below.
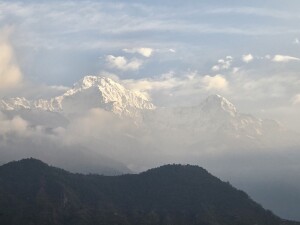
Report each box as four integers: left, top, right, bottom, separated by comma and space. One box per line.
0, 97, 31, 111
0, 75, 298, 174
0, 75, 296, 149
0, 76, 155, 117
143, 94, 293, 149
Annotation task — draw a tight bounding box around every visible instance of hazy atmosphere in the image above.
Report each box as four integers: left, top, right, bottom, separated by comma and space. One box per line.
1, 0, 300, 221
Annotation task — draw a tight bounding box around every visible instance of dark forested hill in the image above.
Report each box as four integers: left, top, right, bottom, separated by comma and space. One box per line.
0, 158, 298, 225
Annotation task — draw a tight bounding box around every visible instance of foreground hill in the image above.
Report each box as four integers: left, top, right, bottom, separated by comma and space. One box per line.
0, 159, 298, 225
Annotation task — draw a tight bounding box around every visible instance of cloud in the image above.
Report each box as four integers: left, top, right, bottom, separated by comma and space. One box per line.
0, 109, 132, 174
265, 54, 271, 59
202, 74, 229, 91
242, 54, 254, 63
105, 55, 143, 71
232, 67, 240, 74
0, 113, 28, 136
292, 94, 300, 105
211, 56, 233, 71
123, 48, 153, 57
293, 38, 299, 45
122, 71, 230, 108
0, 1, 299, 56
0, 28, 22, 90
1, 1, 300, 219
122, 71, 182, 100
206, 7, 300, 20
0, 69, 300, 219
272, 55, 300, 62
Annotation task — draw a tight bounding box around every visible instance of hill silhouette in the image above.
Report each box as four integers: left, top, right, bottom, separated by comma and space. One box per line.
0, 158, 298, 225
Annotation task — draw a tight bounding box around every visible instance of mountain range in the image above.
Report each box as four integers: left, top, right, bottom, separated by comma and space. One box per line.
0, 75, 300, 221
0, 158, 299, 225
0, 76, 155, 117
0, 75, 298, 170
1, 75, 297, 150
0, 75, 299, 173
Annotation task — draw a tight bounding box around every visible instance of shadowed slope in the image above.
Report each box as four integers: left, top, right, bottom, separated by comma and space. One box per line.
0, 158, 298, 225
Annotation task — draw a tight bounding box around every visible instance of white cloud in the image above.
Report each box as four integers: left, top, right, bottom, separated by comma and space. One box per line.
242, 54, 254, 63
123, 48, 153, 57
206, 7, 299, 20
202, 74, 229, 91
122, 71, 179, 97
294, 38, 299, 45
232, 67, 240, 74
122, 72, 229, 106
105, 55, 143, 71
211, 56, 233, 71
272, 55, 300, 62
292, 94, 300, 105
0, 28, 22, 90
0, 113, 28, 136
265, 54, 271, 59
211, 65, 220, 71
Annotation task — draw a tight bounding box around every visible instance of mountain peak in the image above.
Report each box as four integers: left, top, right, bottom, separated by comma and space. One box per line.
0, 75, 155, 117
65, 75, 155, 116
141, 164, 210, 177
1, 158, 50, 173
11, 158, 48, 167
0, 97, 31, 111
201, 94, 237, 117
75, 75, 118, 90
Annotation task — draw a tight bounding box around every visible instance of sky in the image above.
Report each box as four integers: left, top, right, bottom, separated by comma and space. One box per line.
1, 0, 300, 220
1, 0, 300, 131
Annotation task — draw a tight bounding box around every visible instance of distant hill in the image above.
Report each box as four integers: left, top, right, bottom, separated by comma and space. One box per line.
0, 158, 298, 225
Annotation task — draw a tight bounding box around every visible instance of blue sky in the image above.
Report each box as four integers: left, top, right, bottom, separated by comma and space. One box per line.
1, 0, 300, 130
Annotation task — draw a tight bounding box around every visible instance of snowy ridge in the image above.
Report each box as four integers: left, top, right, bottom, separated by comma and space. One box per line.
201, 94, 237, 117
0, 76, 155, 117
0, 97, 31, 110
0, 75, 293, 147
144, 94, 288, 147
